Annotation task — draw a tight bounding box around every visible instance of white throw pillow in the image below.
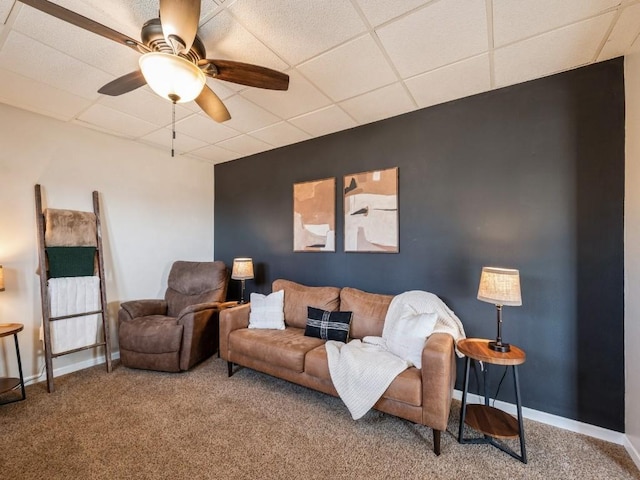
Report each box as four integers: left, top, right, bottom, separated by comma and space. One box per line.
383, 304, 437, 368
249, 290, 285, 330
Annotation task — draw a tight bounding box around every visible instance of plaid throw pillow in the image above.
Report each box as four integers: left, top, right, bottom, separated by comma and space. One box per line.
304, 306, 353, 343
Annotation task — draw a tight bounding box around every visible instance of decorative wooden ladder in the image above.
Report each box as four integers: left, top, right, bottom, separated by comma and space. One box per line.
34, 184, 112, 393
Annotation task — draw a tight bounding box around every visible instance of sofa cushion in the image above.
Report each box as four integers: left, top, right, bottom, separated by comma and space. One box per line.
340, 287, 393, 339
304, 307, 352, 342
272, 279, 340, 329
249, 290, 285, 330
304, 345, 422, 407
229, 327, 325, 373
118, 315, 183, 354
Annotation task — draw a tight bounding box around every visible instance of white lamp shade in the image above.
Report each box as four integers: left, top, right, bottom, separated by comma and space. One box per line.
477, 266, 522, 306
232, 258, 254, 280
138, 52, 206, 103
0, 265, 4, 292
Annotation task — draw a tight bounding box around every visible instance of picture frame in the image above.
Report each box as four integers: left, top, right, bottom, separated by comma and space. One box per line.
293, 177, 336, 252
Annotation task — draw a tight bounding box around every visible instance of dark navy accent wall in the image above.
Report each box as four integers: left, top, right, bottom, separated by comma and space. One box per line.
215, 58, 625, 431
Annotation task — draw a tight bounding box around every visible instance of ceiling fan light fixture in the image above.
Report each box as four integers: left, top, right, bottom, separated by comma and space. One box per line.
139, 52, 205, 103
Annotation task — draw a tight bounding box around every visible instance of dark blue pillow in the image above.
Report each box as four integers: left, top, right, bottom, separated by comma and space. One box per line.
304, 306, 352, 343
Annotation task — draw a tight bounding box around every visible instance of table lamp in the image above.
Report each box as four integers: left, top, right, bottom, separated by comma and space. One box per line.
477, 266, 522, 352
231, 258, 254, 304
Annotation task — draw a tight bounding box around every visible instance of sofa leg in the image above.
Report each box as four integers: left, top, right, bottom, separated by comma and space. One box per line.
227, 361, 233, 377
433, 429, 441, 456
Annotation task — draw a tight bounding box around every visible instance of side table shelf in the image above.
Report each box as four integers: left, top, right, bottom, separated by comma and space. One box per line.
457, 338, 527, 463
0, 323, 26, 405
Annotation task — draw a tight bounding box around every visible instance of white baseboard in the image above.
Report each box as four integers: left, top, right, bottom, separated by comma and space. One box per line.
452, 389, 626, 445
624, 435, 640, 471
25, 351, 120, 386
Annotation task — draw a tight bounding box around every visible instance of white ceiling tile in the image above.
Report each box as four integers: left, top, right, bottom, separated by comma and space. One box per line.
222, 95, 280, 132
0, 66, 91, 121
493, 0, 621, 47
13, 7, 140, 77
77, 103, 159, 138
340, 82, 415, 125
99, 88, 192, 127
377, 0, 488, 78
189, 144, 241, 164
228, 0, 366, 65
0, 31, 113, 100
598, 3, 640, 61
1, 1, 14, 24
354, 0, 431, 27
140, 127, 208, 154
240, 70, 331, 119
206, 79, 237, 100
494, 13, 616, 88
250, 121, 311, 147
405, 54, 491, 109
174, 112, 240, 143
198, 10, 288, 71
216, 134, 272, 155
289, 105, 357, 138
297, 34, 397, 102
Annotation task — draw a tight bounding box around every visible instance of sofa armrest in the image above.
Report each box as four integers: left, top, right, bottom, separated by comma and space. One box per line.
177, 302, 221, 370
421, 333, 456, 431
119, 299, 168, 321
219, 303, 250, 361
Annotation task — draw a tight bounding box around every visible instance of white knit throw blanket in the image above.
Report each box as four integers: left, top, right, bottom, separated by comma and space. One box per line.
326, 339, 409, 420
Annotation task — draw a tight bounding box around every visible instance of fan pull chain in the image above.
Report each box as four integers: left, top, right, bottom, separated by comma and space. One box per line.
171, 100, 176, 158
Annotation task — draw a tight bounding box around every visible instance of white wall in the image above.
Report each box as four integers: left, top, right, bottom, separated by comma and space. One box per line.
0, 103, 214, 384
625, 53, 640, 462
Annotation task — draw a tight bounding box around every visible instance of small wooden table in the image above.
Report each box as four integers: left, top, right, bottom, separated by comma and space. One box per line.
457, 338, 527, 463
0, 323, 26, 405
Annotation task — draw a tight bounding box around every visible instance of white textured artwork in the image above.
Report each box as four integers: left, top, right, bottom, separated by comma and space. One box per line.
344, 167, 398, 253
293, 178, 336, 252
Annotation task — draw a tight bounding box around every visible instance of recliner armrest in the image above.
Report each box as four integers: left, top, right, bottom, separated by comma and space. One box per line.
120, 299, 168, 320
177, 302, 220, 318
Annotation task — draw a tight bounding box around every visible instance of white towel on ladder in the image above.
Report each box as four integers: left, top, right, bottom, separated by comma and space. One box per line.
46, 276, 102, 354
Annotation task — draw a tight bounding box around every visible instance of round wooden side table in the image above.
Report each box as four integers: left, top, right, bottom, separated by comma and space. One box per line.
457, 338, 527, 463
0, 323, 26, 405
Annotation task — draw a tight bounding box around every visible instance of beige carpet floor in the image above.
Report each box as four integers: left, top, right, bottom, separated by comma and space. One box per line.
0, 357, 638, 480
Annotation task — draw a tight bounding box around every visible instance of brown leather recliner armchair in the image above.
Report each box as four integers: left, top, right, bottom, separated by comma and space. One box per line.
118, 261, 229, 372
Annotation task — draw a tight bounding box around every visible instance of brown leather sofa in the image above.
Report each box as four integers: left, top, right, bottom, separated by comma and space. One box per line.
118, 260, 229, 372
219, 279, 457, 455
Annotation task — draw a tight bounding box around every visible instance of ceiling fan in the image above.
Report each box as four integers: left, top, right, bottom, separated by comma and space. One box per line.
17, 0, 290, 124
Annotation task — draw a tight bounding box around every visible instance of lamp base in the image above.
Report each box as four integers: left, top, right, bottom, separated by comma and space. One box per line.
488, 341, 511, 353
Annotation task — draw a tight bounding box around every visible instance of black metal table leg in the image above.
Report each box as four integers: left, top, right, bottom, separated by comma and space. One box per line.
513, 365, 527, 463
458, 356, 471, 442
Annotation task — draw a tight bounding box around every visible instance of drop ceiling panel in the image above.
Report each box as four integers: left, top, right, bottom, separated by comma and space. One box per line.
598, 3, 640, 61
174, 112, 239, 143
198, 10, 288, 71
377, 0, 488, 79
140, 127, 208, 154
405, 54, 491, 109
1, 1, 14, 24
340, 82, 414, 125
13, 7, 140, 77
0, 66, 91, 121
222, 95, 280, 133
216, 134, 272, 155
0, 31, 113, 100
494, 13, 616, 88
493, 0, 621, 48
98, 88, 193, 127
77, 103, 159, 138
250, 121, 311, 147
189, 144, 241, 164
298, 34, 397, 102
228, 0, 367, 65
355, 0, 431, 27
240, 70, 332, 119
289, 105, 357, 138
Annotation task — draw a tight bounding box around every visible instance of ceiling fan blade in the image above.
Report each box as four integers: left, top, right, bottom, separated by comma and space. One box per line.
160, 0, 200, 55
98, 71, 147, 96
199, 59, 289, 91
17, 0, 149, 54
195, 85, 231, 123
